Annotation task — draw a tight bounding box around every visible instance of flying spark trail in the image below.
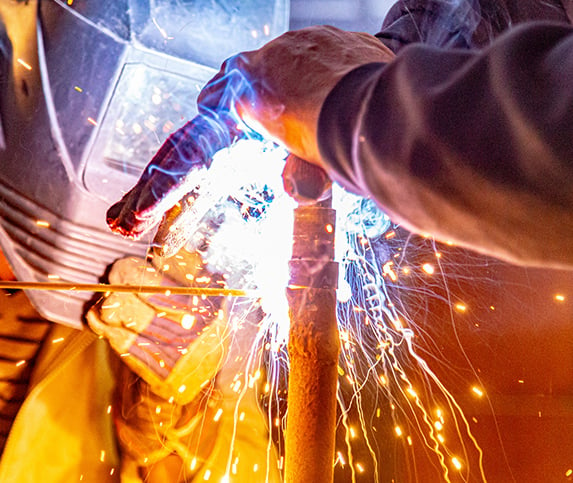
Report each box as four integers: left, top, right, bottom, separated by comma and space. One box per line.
146, 138, 488, 481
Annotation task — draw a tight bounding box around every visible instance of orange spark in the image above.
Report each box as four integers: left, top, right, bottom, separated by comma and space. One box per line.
17, 58, 32, 70
422, 263, 435, 275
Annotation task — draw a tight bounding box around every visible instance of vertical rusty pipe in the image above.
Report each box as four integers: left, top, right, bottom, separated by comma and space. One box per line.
284, 157, 339, 483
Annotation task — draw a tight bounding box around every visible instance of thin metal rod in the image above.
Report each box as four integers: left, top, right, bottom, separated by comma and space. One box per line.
0, 281, 253, 297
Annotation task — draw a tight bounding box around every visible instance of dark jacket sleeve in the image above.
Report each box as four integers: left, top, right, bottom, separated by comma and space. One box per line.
318, 22, 573, 268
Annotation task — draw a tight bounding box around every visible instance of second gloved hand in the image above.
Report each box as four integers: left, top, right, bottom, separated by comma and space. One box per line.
86, 250, 229, 406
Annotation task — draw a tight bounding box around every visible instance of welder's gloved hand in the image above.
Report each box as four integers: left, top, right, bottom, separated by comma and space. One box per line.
86, 250, 230, 406
106, 26, 393, 245
199, 25, 395, 169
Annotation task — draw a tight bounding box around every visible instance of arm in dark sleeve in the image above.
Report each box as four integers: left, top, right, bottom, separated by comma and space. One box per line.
318, 22, 573, 268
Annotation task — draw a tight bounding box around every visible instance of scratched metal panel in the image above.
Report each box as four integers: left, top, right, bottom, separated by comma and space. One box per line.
289, 0, 395, 33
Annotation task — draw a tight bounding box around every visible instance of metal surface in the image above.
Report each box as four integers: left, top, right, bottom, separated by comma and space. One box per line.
289, 0, 394, 32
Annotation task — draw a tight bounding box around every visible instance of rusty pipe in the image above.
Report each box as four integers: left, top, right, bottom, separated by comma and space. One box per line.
284, 157, 339, 483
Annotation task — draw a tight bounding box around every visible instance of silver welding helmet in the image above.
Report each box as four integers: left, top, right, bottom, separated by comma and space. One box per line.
0, 0, 289, 328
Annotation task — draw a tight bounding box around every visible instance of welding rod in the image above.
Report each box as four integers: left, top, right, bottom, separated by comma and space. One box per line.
0, 281, 253, 297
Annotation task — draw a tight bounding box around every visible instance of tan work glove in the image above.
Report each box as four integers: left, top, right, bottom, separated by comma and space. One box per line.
86, 250, 229, 406
86, 249, 232, 477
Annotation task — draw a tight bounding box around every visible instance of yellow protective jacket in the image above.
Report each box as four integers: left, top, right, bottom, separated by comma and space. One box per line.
0, 321, 281, 482
0, 324, 120, 482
